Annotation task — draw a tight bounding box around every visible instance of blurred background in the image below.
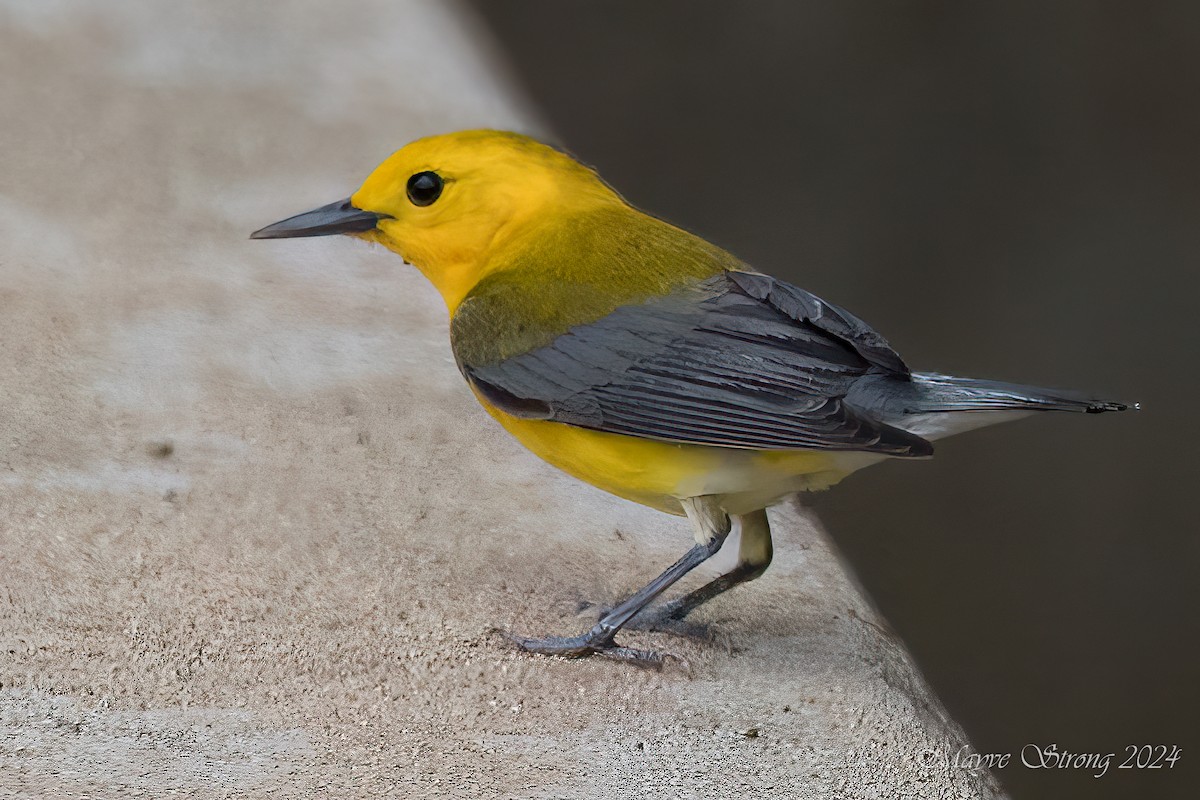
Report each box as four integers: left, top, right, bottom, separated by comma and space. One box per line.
474, 2, 1197, 798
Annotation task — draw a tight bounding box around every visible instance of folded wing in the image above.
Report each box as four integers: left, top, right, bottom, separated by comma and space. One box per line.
460, 271, 933, 457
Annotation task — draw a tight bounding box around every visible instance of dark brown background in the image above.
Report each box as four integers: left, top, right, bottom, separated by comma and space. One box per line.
473, 2, 1197, 797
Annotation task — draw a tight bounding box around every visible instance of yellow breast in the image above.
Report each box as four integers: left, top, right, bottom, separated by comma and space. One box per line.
475, 393, 862, 516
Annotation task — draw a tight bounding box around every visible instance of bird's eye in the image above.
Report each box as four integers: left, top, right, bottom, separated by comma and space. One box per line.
406, 171, 444, 207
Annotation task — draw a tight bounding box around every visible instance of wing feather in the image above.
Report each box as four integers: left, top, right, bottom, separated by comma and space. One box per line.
461, 271, 932, 457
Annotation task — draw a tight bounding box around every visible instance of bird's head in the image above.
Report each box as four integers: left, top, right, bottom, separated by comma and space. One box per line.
252, 130, 619, 311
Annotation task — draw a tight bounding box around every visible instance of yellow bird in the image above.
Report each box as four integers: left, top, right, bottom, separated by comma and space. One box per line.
252, 130, 1128, 664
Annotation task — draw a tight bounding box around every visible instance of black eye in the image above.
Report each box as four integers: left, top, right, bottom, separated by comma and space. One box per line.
406, 171, 444, 206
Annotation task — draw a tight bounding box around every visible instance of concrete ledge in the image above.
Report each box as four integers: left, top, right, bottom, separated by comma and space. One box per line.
0, 2, 1004, 797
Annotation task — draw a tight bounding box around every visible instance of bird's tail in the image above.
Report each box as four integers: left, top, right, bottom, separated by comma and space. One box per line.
901, 372, 1132, 415
844, 372, 1132, 443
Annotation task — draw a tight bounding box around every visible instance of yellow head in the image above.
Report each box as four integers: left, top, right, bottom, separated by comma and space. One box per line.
252, 130, 621, 310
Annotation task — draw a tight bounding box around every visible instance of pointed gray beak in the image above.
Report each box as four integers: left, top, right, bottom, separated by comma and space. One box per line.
250, 197, 392, 239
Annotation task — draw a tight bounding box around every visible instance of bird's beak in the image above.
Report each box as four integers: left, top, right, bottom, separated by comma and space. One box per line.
249, 197, 392, 239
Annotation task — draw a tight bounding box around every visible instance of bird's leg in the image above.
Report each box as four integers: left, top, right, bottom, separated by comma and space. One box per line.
630, 508, 773, 632
507, 496, 731, 665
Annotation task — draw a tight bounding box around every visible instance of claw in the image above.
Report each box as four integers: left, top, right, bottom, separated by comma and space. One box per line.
501, 630, 668, 668
493, 525, 730, 668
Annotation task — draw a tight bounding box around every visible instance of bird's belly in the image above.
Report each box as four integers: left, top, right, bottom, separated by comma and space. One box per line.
479, 399, 871, 515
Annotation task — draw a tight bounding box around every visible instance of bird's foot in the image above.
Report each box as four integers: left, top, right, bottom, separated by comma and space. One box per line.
576, 599, 712, 641
501, 628, 669, 668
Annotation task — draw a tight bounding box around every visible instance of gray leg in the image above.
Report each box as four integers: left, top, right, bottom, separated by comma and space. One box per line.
507, 497, 731, 664
634, 508, 773, 628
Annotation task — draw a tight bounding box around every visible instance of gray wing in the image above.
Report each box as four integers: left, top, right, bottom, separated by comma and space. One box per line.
462, 271, 932, 457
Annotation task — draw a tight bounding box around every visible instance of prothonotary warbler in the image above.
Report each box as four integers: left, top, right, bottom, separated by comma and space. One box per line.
252, 129, 1130, 664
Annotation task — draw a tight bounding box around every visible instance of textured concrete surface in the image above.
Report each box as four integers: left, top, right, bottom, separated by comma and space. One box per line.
0, 2, 1003, 797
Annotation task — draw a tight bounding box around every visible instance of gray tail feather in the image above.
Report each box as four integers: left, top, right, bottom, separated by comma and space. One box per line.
902, 372, 1131, 414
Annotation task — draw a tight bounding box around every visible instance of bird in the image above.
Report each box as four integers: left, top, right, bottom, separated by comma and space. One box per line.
251, 129, 1129, 665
